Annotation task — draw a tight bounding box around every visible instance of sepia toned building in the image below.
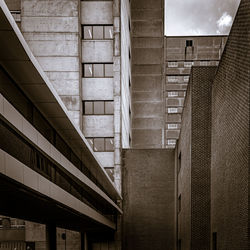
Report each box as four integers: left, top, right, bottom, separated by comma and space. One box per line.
0, 0, 249, 250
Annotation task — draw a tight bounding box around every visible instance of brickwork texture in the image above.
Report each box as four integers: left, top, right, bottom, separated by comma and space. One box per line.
210, 0, 250, 249
122, 149, 175, 250
177, 67, 217, 250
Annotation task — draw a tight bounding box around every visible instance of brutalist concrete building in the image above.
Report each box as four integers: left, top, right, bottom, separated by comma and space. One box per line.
0, 0, 249, 250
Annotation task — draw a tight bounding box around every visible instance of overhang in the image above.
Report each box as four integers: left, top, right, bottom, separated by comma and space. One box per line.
0, 1, 122, 209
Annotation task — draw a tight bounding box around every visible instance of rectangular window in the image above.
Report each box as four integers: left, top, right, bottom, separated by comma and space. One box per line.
168, 107, 178, 114
168, 91, 179, 97
83, 101, 114, 115
10, 10, 21, 22
200, 61, 209, 66
168, 61, 178, 68
86, 137, 114, 152
186, 40, 193, 47
83, 63, 113, 78
82, 25, 113, 40
178, 239, 182, 250
167, 139, 176, 146
167, 76, 178, 82
178, 152, 181, 173
184, 62, 193, 68
212, 232, 217, 250
168, 124, 178, 130
178, 194, 181, 213
183, 76, 190, 82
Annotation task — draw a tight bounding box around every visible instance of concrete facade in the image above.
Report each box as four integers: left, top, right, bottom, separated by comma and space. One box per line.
131, 0, 165, 149
21, 0, 81, 128
122, 149, 175, 250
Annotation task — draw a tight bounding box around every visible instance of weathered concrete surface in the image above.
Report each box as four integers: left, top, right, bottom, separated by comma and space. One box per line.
21, 0, 81, 127
82, 115, 114, 137
82, 78, 113, 100
81, 1, 113, 24
122, 149, 175, 250
82, 41, 113, 63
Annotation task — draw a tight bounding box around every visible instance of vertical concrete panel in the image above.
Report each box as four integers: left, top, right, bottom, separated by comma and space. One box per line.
131, 0, 164, 148
122, 149, 175, 250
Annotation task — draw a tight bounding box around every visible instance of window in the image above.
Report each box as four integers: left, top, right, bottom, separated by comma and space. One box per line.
83, 63, 113, 77
186, 40, 193, 47
178, 239, 182, 250
178, 195, 181, 213
212, 232, 217, 250
178, 152, 181, 173
10, 10, 21, 22
200, 61, 209, 66
86, 138, 114, 152
83, 101, 114, 115
168, 61, 178, 68
167, 139, 176, 146
168, 91, 178, 97
183, 76, 190, 82
168, 107, 178, 114
184, 62, 193, 68
167, 76, 177, 82
168, 124, 178, 130
82, 25, 113, 40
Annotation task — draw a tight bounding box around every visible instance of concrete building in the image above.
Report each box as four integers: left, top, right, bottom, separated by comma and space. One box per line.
0, 0, 249, 250
165, 36, 227, 148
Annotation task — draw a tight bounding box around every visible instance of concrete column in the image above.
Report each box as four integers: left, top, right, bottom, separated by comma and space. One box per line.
81, 232, 88, 250
46, 224, 57, 250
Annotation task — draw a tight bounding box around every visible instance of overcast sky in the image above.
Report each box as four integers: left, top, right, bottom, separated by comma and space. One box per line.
165, 0, 241, 36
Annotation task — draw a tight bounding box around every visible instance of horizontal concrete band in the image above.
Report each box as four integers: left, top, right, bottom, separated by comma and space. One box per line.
0, 149, 115, 229
0, 94, 122, 215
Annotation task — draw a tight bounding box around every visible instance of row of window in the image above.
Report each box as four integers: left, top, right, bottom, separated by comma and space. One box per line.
83, 101, 113, 115
87, 137, 114, 152
83, 63, 113, 78
0, 120, 113, 216
168, 61, 194, 68
0, 66, 111, 198
167, 91, 186, 98
82, 25, 113, 40
167, 76, 190, 83
167, 139, 177, 146
168, 107, 182, 114
168, 61, 219, 68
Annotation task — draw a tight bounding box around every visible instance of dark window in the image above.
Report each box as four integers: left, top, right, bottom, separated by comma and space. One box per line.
212, 232, 217, 250
83, 101, 114, 115
178, 239, 181, 250
186, 40, 193, 47
86, 137, 114, 152
178, 195, 181, 213
82, 63, 113, 78
178, 152, 181, 173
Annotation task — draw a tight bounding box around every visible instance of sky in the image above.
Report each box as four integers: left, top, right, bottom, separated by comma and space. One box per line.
165, 0, 241, 36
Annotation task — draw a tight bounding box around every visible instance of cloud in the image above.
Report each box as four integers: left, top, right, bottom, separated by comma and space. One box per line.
165, 0, 240, 36
216, 12, 233, 34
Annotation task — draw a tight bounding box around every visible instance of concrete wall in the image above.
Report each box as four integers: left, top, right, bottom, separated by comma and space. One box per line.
165, 36, 227, 148
210, 1, 250, 249
177, 66, 216, 250
131, 0, 165, 149
122, 149, 175, 250
121, 0, 131, 149
21, 0, 81, 127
